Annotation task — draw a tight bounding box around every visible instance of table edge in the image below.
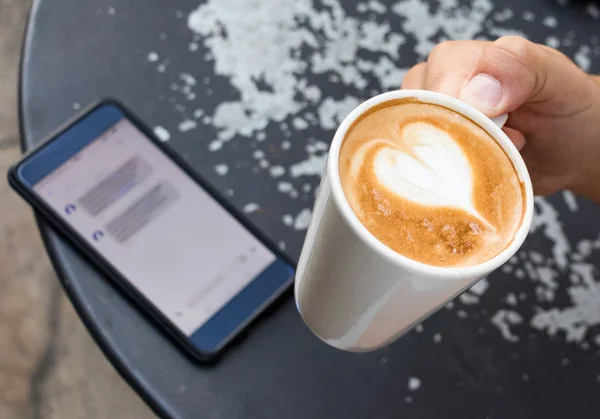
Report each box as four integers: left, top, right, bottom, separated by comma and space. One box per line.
19, 1, 174, 417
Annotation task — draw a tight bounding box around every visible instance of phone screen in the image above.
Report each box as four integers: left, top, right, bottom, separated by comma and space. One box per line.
16, 103, 293, 355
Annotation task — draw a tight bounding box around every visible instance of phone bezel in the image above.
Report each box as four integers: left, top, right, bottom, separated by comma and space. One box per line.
8, 99, 295, 362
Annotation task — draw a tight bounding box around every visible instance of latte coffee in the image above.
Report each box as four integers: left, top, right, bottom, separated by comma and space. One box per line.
338, 98, 525, 268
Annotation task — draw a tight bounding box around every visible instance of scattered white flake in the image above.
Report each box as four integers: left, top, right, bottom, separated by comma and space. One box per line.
293, 209, 312, 230
408, 377, 421, 391
433, 333, 442, 343
542, 16, 558, 28
405, 396, 412, 403
491, 310, 523, 342
108, 6, 116, 15
536, 266, 559, 290
459, 293, 479, 305
505, 293, 518, 306
530, 197, 571, 269
446, 301, 454, 310
186, 0, 406, 142
318, 97, 361, 130
357, 58, 409, 89
562, 191, 579, 212
178, 119, 197, 132
214, 164, 229, 175
259, 159, 269, 169
157, 63, 167, 73
253, 150, 265, 159
469, 278, 489, 296
277, 182, 294, 193
531, 274, 600, 343
159, 33, 167, 40
175, 9, 184, 18
457, 310, 468, 318
189, 42, 199, 51
290, 154, 327, 178
536, 286, 555, 303
522, 11, 535, 21
243, 203, 260, 213
586, 3, 600, 19
283, 214, 293, 226
574, 240, 595, 261
193, 109, 205, 118
180, 73, 197, 85
493, 8, 513, 22
522, 373, 530, 382
561, 357, 570, 366
302, 183, 311, 192
278, 241, 286, 250
208, 140, 222, 151
367, 0, 387, 14
270, 166, 286, 177
306, 141, 329, 153
515, 269, 526, 279
148, 52, 159, 62
72, 102, 81, 110
391, 0, 494, 57
574, 45, 592, 71
529, 251, 544, 264
292, 117, 309, 130
153, 126, 171, 142
256, 132, 267, 142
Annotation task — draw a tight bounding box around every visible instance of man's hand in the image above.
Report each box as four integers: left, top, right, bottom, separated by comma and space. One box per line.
402, 36, 600, 202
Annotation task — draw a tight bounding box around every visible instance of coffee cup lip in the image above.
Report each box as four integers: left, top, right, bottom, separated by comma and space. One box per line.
328, 89, 534, 279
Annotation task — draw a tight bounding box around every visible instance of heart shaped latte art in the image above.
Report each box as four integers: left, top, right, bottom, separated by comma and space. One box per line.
371, 122, 493, 229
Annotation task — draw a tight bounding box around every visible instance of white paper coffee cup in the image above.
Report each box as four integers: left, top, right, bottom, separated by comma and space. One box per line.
294, 89, 533, 352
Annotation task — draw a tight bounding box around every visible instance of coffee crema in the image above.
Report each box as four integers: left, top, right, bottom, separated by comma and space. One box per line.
338, 98, 524, 268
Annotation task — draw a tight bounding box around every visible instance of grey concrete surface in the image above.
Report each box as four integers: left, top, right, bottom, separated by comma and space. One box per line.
0, 1, 155, 417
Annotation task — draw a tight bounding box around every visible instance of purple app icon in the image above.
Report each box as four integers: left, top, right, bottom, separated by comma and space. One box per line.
92, 230, 104, 242
65, 203, 76, 215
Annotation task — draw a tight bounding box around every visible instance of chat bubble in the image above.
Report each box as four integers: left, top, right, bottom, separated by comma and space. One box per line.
78, 156, 152, 217
105, 181, 180, 244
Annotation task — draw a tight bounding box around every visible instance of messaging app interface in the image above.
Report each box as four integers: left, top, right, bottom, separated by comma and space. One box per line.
33, 119, 276, 336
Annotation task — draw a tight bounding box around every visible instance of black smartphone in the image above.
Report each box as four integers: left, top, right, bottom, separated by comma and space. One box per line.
9, 100, 295, 361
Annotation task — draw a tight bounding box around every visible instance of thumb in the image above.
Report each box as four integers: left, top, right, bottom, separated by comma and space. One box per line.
458, 36, 591, 117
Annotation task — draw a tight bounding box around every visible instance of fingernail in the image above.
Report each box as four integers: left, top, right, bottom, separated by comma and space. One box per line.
460, 74, 503, 111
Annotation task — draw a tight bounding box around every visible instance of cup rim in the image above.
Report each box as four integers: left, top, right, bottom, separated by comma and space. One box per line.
328, 89, 534, 280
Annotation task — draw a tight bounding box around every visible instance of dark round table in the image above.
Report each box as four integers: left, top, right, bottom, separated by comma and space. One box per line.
20, 0, 600, 418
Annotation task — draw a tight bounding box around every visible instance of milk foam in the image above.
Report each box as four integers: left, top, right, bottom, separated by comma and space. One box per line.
368, 122, 493, 229
338, 99, 524, 268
